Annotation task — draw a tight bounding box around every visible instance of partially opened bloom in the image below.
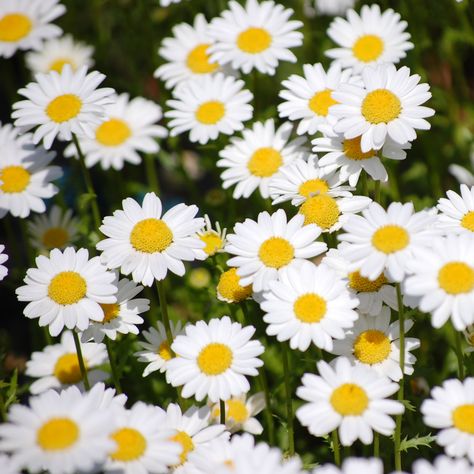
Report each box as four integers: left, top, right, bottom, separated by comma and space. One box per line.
410, 456, 474, 474
0, 245, 8, 281
216, 268, 253, 303
197, 215, 227, 257
312, 457, 383, 474
437, 184, 474, 235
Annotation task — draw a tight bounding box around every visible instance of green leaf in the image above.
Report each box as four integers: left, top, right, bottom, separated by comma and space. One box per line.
401, 399, 417, 412
399, 433, 436, 452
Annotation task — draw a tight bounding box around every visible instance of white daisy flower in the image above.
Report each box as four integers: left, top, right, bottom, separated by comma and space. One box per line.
296, 356, 404, 446
208, 0, 303, 76
25, 34, 94, 74
166, 73, 253, 145
312, 457, 383, 474
64, 93, 168, 170
0, 0, 65, 58
217, 119, 308, 200
450, 155, 474, 187
16, 247, 117, 336
314, 0, 355, 16
260, 261, 359, 352
421, 377, 474, 462
25, 330, 107, 394
437, 185, 474, 235
167, 316, 264, 402
216, 268, 253, 304
160, 0, 186, 5
197, 214, 227, 257
410, 456, 474, 474
12, 64, 116, 149
0, 384, 116, 474
331, 64, 434, 152
325, 4, 413, 72
225, 209, 327, 292
338, 201, 438, 283
0, 245, 8, 281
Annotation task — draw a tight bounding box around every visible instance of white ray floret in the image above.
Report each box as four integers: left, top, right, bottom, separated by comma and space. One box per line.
437, 184, 474, 235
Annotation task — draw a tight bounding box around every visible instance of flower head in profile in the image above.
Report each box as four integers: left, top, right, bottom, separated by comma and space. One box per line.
197, 215, 227, 257
217, 268, 253, 304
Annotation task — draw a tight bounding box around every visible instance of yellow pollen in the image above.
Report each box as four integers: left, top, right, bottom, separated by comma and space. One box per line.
353, 329, 391, 364
247, 147, 283, 178
226, 399, 249, 423
258, 237, 294, 268
298, 179, 329, 198
199, 232, 223, 256
130, 218, 173, 253
48, 271, 87, 305
195, 101, 225, 125
186, 44, 218, 74
158, 340, 173, 361
438, 262, 474, 295
308, 89, 338, 116
293, 293, 327, 323
362, 89, 401, 124
171, 431, 195, 464
46, 94, 82, 123
452, 405, 474, 434
95, 118, 131, 147
42, 227, 69, 250
343, 136, 376, 161
349, 271, 387, 293
0, 165, 30, 193
197, 343, 233, 375
49, 58, 74, 73
53, 353, 86, 384
352, 34, 384, 62
110, 428, 147, 462
217, 268, 252, 303
372, 225, 409, 254
0, 13, 32, 42
299, 194, 340, 229
237, 27, 272, 54
100, 303, 120, 324
461, 211, 474, 232
37, 418, 79, 451
330, 383, 369, 416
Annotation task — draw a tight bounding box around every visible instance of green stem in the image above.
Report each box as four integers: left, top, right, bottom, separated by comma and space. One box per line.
332, 429, 341, 466
72, 331, 90, 390
374, 180, 381, 203
105, 339, 122, 393
220, 399, 226, 425
374, 432, 380, 458
453, 325, 465, 380
259, 368, 275, 445
282, 343, 294, 455
156, 280, 173, 347
361, 171, 369, 197
394, 283, 405, 471
144, 154, 160, 195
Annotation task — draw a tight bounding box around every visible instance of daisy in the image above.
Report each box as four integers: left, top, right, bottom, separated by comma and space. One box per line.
208, 0, 303, 75
160, 0, 186, 5
216, 268, 253, 304
449, 155, 474, 187
325, 4, 413, 72
338, 201, 438, 282
225, 209, 327, 292
64, 93, 168, 170
0, 245, 8, 281
437, 185, 474, 235
0, 385, 116, 474
97, 192, 205, 286
165, 73, 253, 145
25, 34, 94, 74
12, 64, 116, 149
0, 454, 18, 474
312, 458, 383, 474
260, 261, 359, 352
25, 330, 107, 394
421, 377, 474, 462
331, 64, 434, 152
296, 356, 404, 446
0, 0, 65, 58
16, 247, 117, 336
218, 119, 308, 199
410, 456, 474, 474
314, 0, 355, 16
197, 214, 227, 257
166, 316, 264, 402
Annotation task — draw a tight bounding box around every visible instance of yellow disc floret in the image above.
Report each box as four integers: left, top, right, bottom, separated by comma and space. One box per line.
49, 58, 74, 73
48, 271, 87, 305
197, 343, 233, 375
42, 227, 70, 249
100, 303, 120, 324
461, 211, 474, 232
186, 44, 218, 74
130, 218, 173, 253
110, 428, 147, 461
158, 340, 173, 361
352, 34, 384, 62
330, 383, 369, 416
0, 13, 32, 42
343, 136, 376, 161
237, 27, 272, 54
195, 101, 225, 125
0, 165, 30, 193
258, 237, 294, 268
438, 262, 474, 295
293, 293, 327, 323
348, 271, 387, 293
299, 194, 340, 229
362, 89, 401, 124
171, 431, 195, 465
353, 329, 391, 364
247, 147, 283, 178
298, 179, 329, 198
46, 94, 82, 123
452, 404, 474, 434
217, 268, 252, 303
371, 225, 409, 254
37, 418, 79, 451
95, 118, 131, 147
53, 353, 86, 384
199, 232, 223, 256
308, 89, 338, 116
227, 399, 249, 423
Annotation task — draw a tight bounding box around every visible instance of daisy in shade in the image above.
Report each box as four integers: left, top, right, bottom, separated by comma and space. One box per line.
331, 64, 434, 153
167, 316, 264, 402
312, 458, 383, 474
166, 73, 253, 145
208, 0, 303, 76
97, 192, 205, 286
338, 201, 438, 283
225, 209, 327, 292
260, 261, 359, 352
410, 456, 474, 474
325, 4, 413, 73
16, 247, 117, 336
296, 356, 404, 446
196, 215, 227, 258
217, 119, 308, 199
0, 0, 65, 58
449, 154, 474, 187
25, 330, 107, 394
216, 268, 253, 304
0, 245, 8, 281
64, 93, 168, 170
437, 185, 474, 235
25, 34, 94, 74
314, 0, 355, 16
160, 0, 186, 5
421, 377, 474, 462
12, 64, 116, 149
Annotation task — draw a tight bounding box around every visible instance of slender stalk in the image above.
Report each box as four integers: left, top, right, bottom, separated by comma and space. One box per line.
282, 343, 295, 455
144, 154, 160, 195
105, 339, 122, 393
394, 283, 405, 471
156, 280, 173, 346
361, 171, 369, 196
453, 325, 465, 380
374, 432, 380, 458
259, 369, 275, 445
220, 399, 226, 425
332, 429, 341, 466
374, 180, 381, 203
72, 331, 90, 390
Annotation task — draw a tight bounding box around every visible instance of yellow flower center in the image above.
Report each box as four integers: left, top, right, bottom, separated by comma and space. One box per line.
293, 293, 327, 323
95, 118, 131, 147
186, 44, 218, 74
48, 271, 87, 305
37, 418, 79, 451
110, 428, 147, 462
438, 262, 474, 295
299, 194, 340, 229
195, 101, 225, 125
217, 268, 253, 303
100, 303, 120, 323
130, 218, 173, 253
53, 353, 86, 384
171, 431, 195, 465
348, 271, 387, 293
461, 211, 474, 232
46, 94, 82, 123
308, 89, 338, 117
49, 58, 74, 73
237, 27, 272, 53
197, 342, 233, 375
247, 147, 283, 178
362, 89, 401, 124
42, 227, 69, 250
258, 237, 294, 269
343, 136, 376, 161
0, 165, 30, 193
0, 13, 32, 42
352, 34, 384, 62
199, 232, 223, 256
298, 178, 329, 198
158, 340, 173, 361
353, 329, 391, 364
330, 383, 369, 416
452, 404, 474, 434
372, 225, 409, 254
227, 399, 249, 423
